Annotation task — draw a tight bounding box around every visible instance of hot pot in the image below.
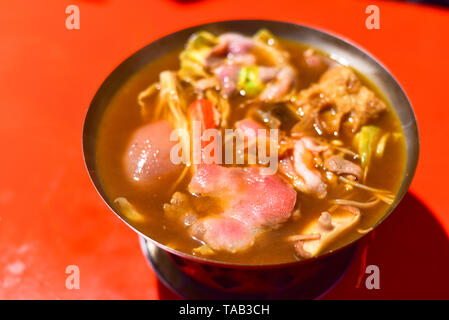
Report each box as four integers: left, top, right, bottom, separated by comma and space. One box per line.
83, 20, 419, 299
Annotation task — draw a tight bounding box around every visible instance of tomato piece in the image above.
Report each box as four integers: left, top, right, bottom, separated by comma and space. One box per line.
189, 99, 219, 165
188, 99, 216, 131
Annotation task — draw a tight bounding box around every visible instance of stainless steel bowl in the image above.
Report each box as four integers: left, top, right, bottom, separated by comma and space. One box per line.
83, 20, 419, 298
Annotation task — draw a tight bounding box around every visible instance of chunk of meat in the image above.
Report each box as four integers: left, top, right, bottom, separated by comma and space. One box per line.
212, 65, 241, 97
210, 33, 254, 56
205, 33, 256, 70
324, 155, 362, 178
163, 192, 198, 227
293, 139, 327, 198
191, 216, 255, 253
123, 121, 181, 186
188, 164, 297, 253
259, 66, 296, 102
295, 206, 361, 258
189, 165, 296, 227
235, 118, 265, 137
303, 48, 326, 70
304, 55, 322, 68
278, 136, 328, 198
294, 66, 387, 134
227, 53, 257, 66
279, 155, 298, 180
235, 118, 268, 148
206, 53, 256, 70
300, 136, 329, 153
258, 66, 280, 83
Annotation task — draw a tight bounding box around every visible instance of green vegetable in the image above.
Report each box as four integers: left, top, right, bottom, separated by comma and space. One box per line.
254, 29, 278, 46
187, 31, 218, 50
178, 31, 218, 82
237, 66, 265, 97
354, 125, 381, 168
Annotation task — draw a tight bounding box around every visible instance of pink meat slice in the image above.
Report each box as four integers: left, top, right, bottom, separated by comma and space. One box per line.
259, 66, 296, 102
235, 119, 268, 146
293, 139, 327, 199
205, 33, 255, 70
212, 65, 241, 97
258, 66, 280, 83
189, 164, 297, 252
324, 155, 362, 178
279, 137, 328, 199
191, 216, 255, 253
210, 33, 254, 56
123, 120, 181, 187
300, 136, 329, 153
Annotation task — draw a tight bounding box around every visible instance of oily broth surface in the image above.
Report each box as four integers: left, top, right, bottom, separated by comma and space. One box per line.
95, 40, 406, 265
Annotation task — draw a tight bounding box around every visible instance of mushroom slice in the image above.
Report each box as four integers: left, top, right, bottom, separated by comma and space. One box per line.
300, 206, 361, 257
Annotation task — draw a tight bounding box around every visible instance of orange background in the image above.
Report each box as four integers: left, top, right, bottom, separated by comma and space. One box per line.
1, 0, 448, 299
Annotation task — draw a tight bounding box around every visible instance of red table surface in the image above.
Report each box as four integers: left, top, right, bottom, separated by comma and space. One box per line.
1, 0, 448, 300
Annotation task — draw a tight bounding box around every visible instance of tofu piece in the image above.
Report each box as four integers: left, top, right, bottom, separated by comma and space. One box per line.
300, 206, 361, 257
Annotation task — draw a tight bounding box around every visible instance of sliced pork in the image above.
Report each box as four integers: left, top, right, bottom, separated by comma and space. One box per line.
211, 33, 254, 56
188, 164, 297, 253
190, 216, 255, 253
259, 66, 296, 102
234, 118, 267, 147
292, 139, 327, 198
205, 33, 256, 70
301, 136, 329, 153
212, 65, 241, 97
278, 136, 328, 198
324, 155, 362, 178
258, 66, 281, 83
